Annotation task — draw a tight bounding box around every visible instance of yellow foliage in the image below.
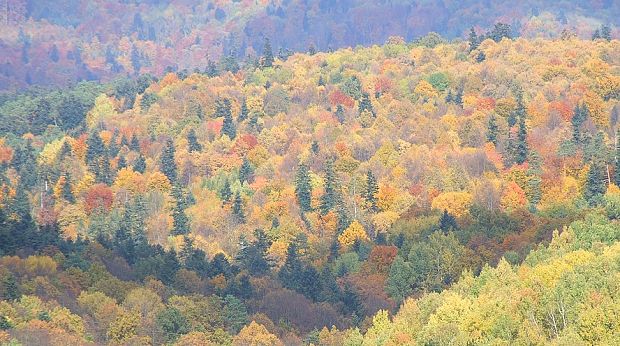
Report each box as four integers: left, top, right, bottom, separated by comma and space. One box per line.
372, 211, 400, 233
147, 171, 172, 193
414, 80, 438, 100
86, 94, 116, 129
338, 220, 369, 248
431, 191, 473, 217
232, 321, 283, 346
113, 168, 145, 195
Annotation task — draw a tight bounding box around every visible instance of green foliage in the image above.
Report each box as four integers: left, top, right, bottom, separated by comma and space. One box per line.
584, 160, 607, 206
320, 159, 339, 215
160, 138, 177, 183
295, 163, 313, 212
341, 76, 363, 100
426, 72, 449, 92
157, 307, 190, 343
364, 170, 379, 212
187, 128, 202, 152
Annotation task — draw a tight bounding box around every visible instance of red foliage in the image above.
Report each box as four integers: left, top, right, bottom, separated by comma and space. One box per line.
374, 76, 393, 95
367, 246, 398, 273
329, 90, 355, 108
84, 184, 114, 214
548, 100, 572, 122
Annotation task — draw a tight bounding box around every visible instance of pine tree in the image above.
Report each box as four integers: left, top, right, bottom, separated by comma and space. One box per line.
476, 51, 486, 63
160, 138, 177, 183
187, 129, 202, 152
592, 28, 602, 40
238, 158, 253, 184
364, 170, 379, 212
320, 159, 338, 215
179, 235, 194, 264
601, 25, 612, 41
220, 180, 232, 203
526, 151, 543, 209
232, 192, 245, 223
97, 153, 113, 185
62, 173, 75, 203
358, 92, 375, 116
572, 104, 588, 145
468, 27, 479, 52
238, 100, 249, 122
205, 59, 219, 77
445, 90, 453, 103
133, 154, 146, 174
86, 131, 106, 166
236, 229, 272, 276
262, 38, 274, 68
454, 88, 463, 107
108, 130, 120, 157
335, 104, 345, 124
295, 163, 313, 212
514, 114, 529, 164
439, 210, 458, 232
615, 130, 620, 186
584, 159, 607, 206
216, 98, 236, 139
487, 114, 499, 146
172, 194, 190, 235
2, 274, 20, 301
130, 133, 140, 151
117, 155, 127, 170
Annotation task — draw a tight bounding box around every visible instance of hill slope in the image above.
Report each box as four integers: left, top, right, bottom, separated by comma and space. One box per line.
0, 36, 619, 344
1, 0, 619, 90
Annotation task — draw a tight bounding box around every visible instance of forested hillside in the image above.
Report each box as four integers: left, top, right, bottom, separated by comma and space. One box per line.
0, 0, 619, 90
0, 30, 620, 344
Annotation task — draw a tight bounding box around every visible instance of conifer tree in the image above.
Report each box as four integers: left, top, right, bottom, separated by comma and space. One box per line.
364, 170, 379, 212
238, 100, 249, 122
205, 59, 219, 77
216, 98, 236, 139
514, 114, 529, 164
571, 104, 588, 145
439, 210, 458, 232
262, 38, 274, 68
86, 131, 105, 166
133, 154, 146, 174
335, 104, 345, 124
320, 159, 338, 215
468, 27, 479, 52
601, 25, 612, 41
187, 129, 202, 152
172, 196, 190, 235
220, 180, 232, 203
358, 92, 375, 116
62, 173, 75, 203
130, 133, 141, 151
239, 158, 253, 184
232, 192, 245, 223
295, 163, 313, 212
117, 155, 127, 170
585, 159, 607, 206
615, 130, 620, 186
160, 138, 177, 183
526, 151, 543, 209
487, 114, 499, 146
454, 88, 463, 107
2, 274, 20, 301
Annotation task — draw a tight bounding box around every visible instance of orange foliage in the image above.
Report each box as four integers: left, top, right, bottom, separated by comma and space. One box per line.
84, 184, 114, 214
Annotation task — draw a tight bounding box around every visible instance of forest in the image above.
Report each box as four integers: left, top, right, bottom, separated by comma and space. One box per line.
0, 4, 620, 345
1, 0, 619, 90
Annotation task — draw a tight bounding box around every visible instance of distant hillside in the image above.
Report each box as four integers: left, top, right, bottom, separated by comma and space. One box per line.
0, 0, 619, 90
0, 33, 620, 344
